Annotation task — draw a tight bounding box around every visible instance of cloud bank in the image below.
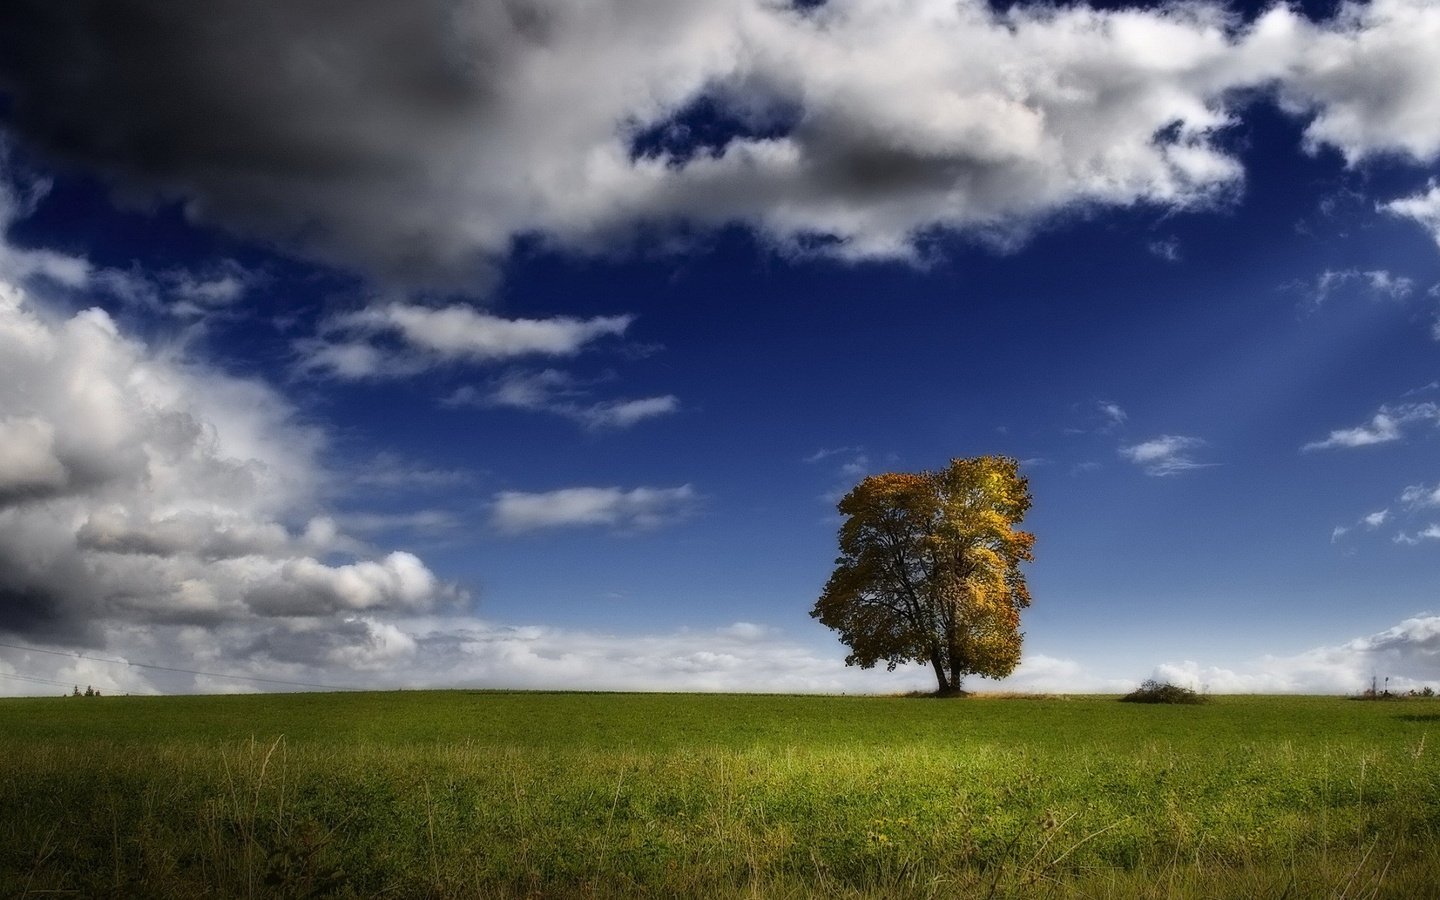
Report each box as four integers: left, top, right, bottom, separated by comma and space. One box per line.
1152, 615, 1440, 694
1, 0, 1439, 286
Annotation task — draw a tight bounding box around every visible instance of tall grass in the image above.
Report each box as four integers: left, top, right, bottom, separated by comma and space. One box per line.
2, 692, 1438, 897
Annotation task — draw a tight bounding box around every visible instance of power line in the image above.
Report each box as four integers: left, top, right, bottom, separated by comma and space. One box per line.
0, 670, 75, 689
0, 640, 353, 691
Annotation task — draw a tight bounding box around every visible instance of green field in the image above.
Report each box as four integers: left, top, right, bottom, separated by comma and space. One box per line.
3, 691, 1439, 898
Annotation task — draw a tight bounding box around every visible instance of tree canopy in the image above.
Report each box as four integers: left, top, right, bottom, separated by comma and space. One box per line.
811, 456, 1034, 695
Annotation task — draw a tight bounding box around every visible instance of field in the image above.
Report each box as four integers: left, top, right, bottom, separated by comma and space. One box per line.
2, 691, 1439, 898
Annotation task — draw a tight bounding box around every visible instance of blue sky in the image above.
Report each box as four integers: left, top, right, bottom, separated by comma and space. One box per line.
1, 0, 1439, 695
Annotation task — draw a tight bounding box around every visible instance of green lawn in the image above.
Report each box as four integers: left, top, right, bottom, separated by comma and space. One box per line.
2, 691, 1438, 897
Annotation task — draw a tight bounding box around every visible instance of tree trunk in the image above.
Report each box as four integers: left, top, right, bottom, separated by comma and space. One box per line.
929, 650, 951, 695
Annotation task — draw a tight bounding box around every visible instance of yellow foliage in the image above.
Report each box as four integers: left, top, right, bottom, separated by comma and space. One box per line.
812, 455, 1033, 694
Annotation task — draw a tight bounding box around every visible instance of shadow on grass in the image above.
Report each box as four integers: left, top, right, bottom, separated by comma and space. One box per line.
1396, 713, 1440, 723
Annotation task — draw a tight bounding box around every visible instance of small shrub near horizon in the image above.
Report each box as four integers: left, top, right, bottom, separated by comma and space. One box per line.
1120, 679, 1205, 704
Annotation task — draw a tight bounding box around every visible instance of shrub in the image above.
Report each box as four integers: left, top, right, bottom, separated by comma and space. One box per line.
1120, 679, 1205, 704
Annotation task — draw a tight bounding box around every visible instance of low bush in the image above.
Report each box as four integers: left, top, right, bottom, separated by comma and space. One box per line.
1120, 679, 1205, 704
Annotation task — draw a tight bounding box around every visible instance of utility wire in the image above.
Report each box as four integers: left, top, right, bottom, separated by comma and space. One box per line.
0, 670, 76, 689
0, 640, 353, 691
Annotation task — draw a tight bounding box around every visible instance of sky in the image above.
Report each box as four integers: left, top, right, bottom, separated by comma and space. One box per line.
0, 0, 1439, 697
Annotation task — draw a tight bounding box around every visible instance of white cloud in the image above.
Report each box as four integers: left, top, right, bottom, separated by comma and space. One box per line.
1293, 267, 1415, 308
805, 446, 874, 505
1276, 0, 1440, 165
0, 617, 945, 696
1152, 614, 1440, 694
1401, 483, 1440, 508
299, 305, 633, 379
348, 453, 474, 491
159, 260, 262, 319
1382, 180, 1440, 249
1119, 434, 1212, 476
1302, 401, 1440, 450
1331, 508, 1390, 544
1147, 239, 1181, 262
491, 485, 699, 533
1098, 401, 1128, 428
803, 446, 865, 465
1394, 525, 1440, 546
450, 368, 679, 430
246, 552, 442, 617
3, 1, 1440, 284
0, 264, 461, 641
9, 606, 1440, 698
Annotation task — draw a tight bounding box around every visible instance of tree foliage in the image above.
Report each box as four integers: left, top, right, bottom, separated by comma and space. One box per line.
811, 456, 1034, 695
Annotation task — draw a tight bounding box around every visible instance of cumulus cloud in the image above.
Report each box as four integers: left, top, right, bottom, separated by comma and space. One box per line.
491, 485, 699, 533
1274, 0, 1440, 164
1382, 180, 1440, 249
0, 272, 461, 643
446, 368, 679, 430
1, 1, 1438, 286
246, 552, 441, 617
299, 304, 633, 379
1302, 401, 1440, 450
1119, 434, 1212, 475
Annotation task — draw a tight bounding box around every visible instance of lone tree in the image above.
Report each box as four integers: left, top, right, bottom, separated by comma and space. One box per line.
811, 456, 1034, 696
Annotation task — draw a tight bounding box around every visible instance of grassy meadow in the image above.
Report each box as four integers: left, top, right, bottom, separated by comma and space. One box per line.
2, 690, 1439, 898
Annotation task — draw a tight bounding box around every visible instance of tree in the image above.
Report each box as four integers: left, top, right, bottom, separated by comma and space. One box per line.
811, 456, 1034, 695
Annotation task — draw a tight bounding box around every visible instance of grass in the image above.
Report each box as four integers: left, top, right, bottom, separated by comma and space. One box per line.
2, 691, 1439, 897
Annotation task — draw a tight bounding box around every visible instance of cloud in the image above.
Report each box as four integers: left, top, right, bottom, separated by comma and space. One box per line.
1098, 401, 1128, 429
0, 617, 955, 696
1394, 525, 1440, 546
1274, 0, 1440, 165
447, 368, 679, 430
1302, 401, 1440, 450
1401, 483, 1440, 508
0, 261, 461, 643
491, 485, 699, 533
245, 552, 442, 617
348, 453, 474, 492
2, 1, 1439, 286
1151, 614, 1440, 694
1381, 180, 1440, 248
9, 604, 1440, 697
1290, 267, 1416, 310
803, 446, 865, 465
1119, 435, 1212, 476
1147, 239, 1181, 262
299, 304, 633, 379
1331, 508, 1390, 543
805, 446, 874, 505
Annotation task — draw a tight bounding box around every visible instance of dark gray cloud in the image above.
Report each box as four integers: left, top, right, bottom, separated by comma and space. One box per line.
2, 1, 1438, 289
0, 0, 531, 287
